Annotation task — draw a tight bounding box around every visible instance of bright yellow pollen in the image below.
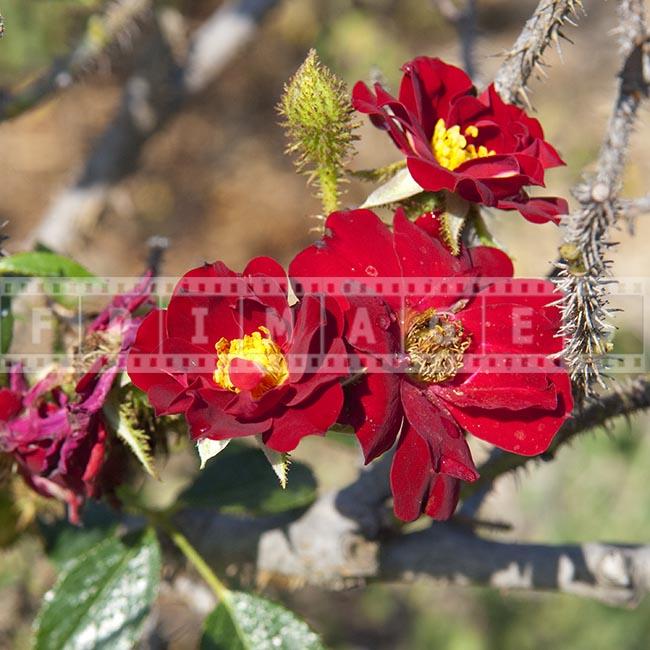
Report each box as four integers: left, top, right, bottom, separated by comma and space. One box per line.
214, 326, 289, 399
431, 118, 495, 170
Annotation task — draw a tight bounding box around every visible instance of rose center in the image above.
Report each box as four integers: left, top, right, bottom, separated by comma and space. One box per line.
431, 118, 495, 170
405, 308, 470, 383
214, 326, 289, 399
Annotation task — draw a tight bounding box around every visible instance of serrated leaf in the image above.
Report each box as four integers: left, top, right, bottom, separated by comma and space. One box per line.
33, 528, 161, 650
201, 591, 325, 650
439, 191, 471, 256
360, 167, 423, 208
0, 252, 93, 278
198, 438, 231, 469
256, 436, 289, 489
179, 442, 317, 515
104, 397, 157, 478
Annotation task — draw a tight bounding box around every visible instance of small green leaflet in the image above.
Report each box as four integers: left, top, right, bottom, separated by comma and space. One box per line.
350, 160, 406, 183
201, 591, 326, 650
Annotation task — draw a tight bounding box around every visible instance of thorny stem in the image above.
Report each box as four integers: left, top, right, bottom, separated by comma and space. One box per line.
555, 0, 647, 399
494, 0, 583, 107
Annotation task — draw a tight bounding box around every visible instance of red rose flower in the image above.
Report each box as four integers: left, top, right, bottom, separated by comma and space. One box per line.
127, 258, 347, 452
352, 57, 568, 224
290, 209, 573, 521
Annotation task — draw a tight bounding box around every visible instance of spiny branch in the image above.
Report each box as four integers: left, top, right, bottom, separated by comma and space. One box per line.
555, 0, 648, 398
494, 0, 583, 106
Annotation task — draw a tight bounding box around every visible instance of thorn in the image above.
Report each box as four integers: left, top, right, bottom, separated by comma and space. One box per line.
534, 61, 549, 79
517, 86, 532, 110
552, 31, 565, 62
557, 30, 575, 45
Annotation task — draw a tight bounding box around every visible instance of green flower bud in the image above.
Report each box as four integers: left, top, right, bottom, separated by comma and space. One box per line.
278, 50, 358, 216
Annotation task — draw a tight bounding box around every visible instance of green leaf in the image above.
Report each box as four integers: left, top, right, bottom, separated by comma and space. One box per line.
360, 167, 423, 208
104, 394, 157, 478
180, 442, 317, 515
201, 591, 325, 650
34, 528, 161, 650
0, 294, 14, 354
0, 252, 93, 278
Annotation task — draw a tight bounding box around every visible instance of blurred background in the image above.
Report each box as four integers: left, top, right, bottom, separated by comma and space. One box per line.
1, 0, 650, 648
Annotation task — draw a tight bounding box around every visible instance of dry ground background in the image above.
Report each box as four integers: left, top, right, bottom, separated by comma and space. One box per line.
1, 0, 650, 648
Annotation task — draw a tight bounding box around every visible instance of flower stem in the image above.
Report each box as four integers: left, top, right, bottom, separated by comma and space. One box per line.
318, 163, 339, 216
154, 514, 229, 601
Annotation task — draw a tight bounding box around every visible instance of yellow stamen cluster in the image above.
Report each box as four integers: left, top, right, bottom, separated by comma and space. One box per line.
406, 309, 471, 383
432, 118, 495, 170
214, 326, 289, 399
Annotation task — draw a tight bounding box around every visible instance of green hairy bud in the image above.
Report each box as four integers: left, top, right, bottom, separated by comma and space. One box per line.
279, 49, 358, 217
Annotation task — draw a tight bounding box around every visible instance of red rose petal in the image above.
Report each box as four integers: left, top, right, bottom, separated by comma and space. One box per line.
264, 381, 344, 452
424, 473, 461, 520
390, 424, 432, 522
343, 368, 403, 463
442, 373, 572, 456
401, 381, 478, 483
